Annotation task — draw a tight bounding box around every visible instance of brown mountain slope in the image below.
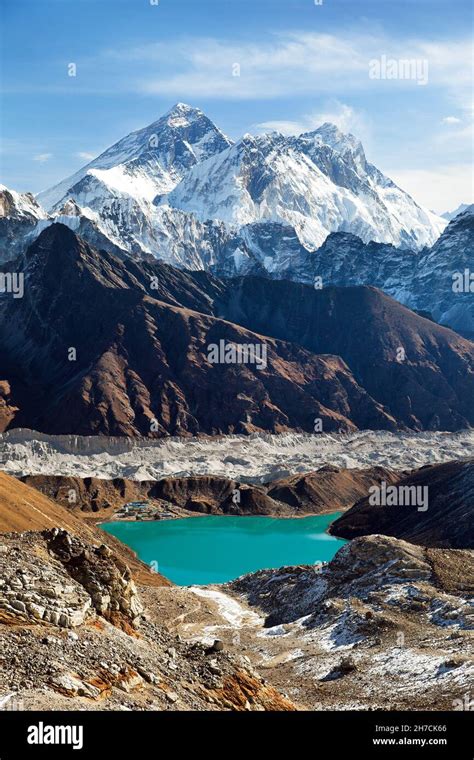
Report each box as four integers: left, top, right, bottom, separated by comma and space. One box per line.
330, 459, 474, 549
214, 278, 474, 430
1, 223, 472, 436
0, 471, 106, 535
0, 471, 168, 586
0, 224, 396, 436
266, 465, 401, 513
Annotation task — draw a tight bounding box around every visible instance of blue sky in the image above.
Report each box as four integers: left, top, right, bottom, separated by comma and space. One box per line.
0, 0, 472, 212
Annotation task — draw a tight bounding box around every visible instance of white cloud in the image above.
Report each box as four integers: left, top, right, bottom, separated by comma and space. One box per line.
255, 101, 370, 142
387, 164, 474, 214
75, 151, 95, 161
111, 31, 473, 101
33, 153, 52, 163
441, 116, 462, 124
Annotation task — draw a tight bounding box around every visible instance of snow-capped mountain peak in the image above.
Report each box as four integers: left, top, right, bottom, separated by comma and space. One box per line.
165, 117, 445, 251
162, 101, 205, 127
33, 104, 446, 270
311, 122, 364, 155
0, 184, 47, 221
37, 103, 233, 212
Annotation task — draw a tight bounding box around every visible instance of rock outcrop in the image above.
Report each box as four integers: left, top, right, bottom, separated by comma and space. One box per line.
45, 529, 145, 629
0, 530, 144, 631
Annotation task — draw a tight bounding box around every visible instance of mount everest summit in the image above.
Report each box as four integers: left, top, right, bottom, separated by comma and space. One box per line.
35, 102, 445, 261
1, 103, 472, 334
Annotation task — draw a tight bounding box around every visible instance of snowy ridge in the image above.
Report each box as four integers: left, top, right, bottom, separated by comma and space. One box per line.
34, 103, 444, 267
442, 203, 471, 221
166, 126, 444, 252
0, 184, 47, 221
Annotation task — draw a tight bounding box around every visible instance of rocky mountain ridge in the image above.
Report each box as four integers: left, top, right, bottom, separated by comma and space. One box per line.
1, 225, 473, 437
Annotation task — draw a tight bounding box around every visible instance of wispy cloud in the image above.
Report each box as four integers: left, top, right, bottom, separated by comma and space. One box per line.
75, 151, 95, 161
441, 116, 462, 124
33, 153, 53, 163
101, 31, 472, 101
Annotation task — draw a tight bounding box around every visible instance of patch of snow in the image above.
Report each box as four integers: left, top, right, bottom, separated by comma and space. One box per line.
189, 587, 264, 628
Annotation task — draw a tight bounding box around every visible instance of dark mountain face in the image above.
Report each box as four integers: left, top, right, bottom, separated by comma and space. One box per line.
412, 206, 474, 339
213, 277, 474, 431
330, 459, 474, 549
0, 224, 472, 437
0, 224, 398, 437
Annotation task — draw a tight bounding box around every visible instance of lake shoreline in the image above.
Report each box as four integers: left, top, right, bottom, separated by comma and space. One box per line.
97, 505, 346, 527
102, 512, 347, 586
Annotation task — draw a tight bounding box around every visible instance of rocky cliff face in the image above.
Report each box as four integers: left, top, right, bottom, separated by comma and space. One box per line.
330, 459, 474, 549
0, 529, 143, 631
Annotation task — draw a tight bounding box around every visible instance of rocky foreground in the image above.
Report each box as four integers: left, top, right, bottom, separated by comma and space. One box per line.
0, 527, 294, 711
1, 524, 472, 712
224, 536, 474, 710
0, 467, 472, 712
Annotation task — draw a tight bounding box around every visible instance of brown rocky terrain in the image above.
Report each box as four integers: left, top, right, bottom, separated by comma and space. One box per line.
0, 529, 295, 711
1, 224, 472, 437
265, 465, 401, 514
21, 465, 401, 519
153, 535, 474, 711
330, 459, 474, 549
1, 467, 473, 711
0, 471, 168, 587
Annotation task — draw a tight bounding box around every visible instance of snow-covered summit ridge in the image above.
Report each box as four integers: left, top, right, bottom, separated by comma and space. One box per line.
36, 103, 445, 254
37, 103, 233, 211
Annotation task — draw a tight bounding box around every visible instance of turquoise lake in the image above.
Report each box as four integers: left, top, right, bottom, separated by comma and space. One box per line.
102, 513, 346, 586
